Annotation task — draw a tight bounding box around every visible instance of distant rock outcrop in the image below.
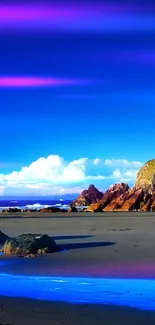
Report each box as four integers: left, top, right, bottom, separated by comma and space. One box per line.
72, 184, 103, 206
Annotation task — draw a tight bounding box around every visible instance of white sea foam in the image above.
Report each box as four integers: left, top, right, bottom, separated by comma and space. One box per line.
25, 203, 51, 209
0, 206, 20, 211
0, 203, 71, 211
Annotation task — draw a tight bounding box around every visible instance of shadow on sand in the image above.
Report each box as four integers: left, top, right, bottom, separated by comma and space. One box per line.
53, 235, 93, 240
57, 241, 115, 251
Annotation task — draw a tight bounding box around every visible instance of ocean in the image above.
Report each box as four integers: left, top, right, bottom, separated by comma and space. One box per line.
0, 199, 72, 211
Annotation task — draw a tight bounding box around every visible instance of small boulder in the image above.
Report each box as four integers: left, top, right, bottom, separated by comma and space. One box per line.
1, 234, 57, 255
40, 207, 61, 213
68, 205, 78, 213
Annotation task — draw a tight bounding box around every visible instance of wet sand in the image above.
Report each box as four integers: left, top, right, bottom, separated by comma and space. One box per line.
1, 296, 155, 325
1, 213, 155, 324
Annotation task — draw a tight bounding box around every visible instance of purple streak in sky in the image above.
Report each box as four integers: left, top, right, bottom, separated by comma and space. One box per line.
0, 3, 155, 33
0, 3, 136, 22
0, 76, 90, 88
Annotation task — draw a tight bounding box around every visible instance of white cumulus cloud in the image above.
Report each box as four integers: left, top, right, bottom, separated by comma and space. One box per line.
0, 155, 143, 195
0, 155, 101, 195
111, 168, 139, 182
3, 156, 88, 185
93, 158, 101, 165
105, 159, 143, 168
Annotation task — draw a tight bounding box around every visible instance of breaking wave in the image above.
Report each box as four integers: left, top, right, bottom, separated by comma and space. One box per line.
0, 200, 71, 211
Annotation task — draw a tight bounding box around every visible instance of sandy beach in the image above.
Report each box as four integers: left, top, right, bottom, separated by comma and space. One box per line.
1, 212, 155, 324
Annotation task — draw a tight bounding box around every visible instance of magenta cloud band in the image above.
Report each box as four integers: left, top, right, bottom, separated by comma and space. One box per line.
0, 4, 154, 32
0, 3, 139, 21
0, 77, 91, 88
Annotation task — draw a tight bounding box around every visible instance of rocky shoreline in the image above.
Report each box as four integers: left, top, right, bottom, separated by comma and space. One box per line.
1, 159, 155, 214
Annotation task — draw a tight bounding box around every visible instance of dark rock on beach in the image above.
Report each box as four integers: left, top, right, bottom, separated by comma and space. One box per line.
1, 234, 57, 256
39, 207, 61, 213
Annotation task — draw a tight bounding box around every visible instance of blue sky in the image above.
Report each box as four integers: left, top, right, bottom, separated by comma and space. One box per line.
0, 0, 155, 196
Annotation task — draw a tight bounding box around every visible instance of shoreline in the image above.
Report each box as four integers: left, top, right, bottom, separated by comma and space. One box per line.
1, 211, 155, 218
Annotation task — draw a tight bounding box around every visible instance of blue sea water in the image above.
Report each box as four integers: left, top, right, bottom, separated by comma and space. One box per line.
0, 273, 155, 311
0, 199, 72, 211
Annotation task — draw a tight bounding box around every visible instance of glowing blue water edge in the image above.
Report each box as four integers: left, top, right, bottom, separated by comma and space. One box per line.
0, 274, 155, 311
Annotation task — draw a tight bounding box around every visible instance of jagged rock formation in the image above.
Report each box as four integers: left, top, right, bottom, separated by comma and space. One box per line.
104, 187, 144, 211
87, 183, 129, 212
72, 184, 103, 206
86, 184, 154, 212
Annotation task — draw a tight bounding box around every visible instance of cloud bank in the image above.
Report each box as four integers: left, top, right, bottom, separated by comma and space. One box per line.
0, 155, 143, 196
